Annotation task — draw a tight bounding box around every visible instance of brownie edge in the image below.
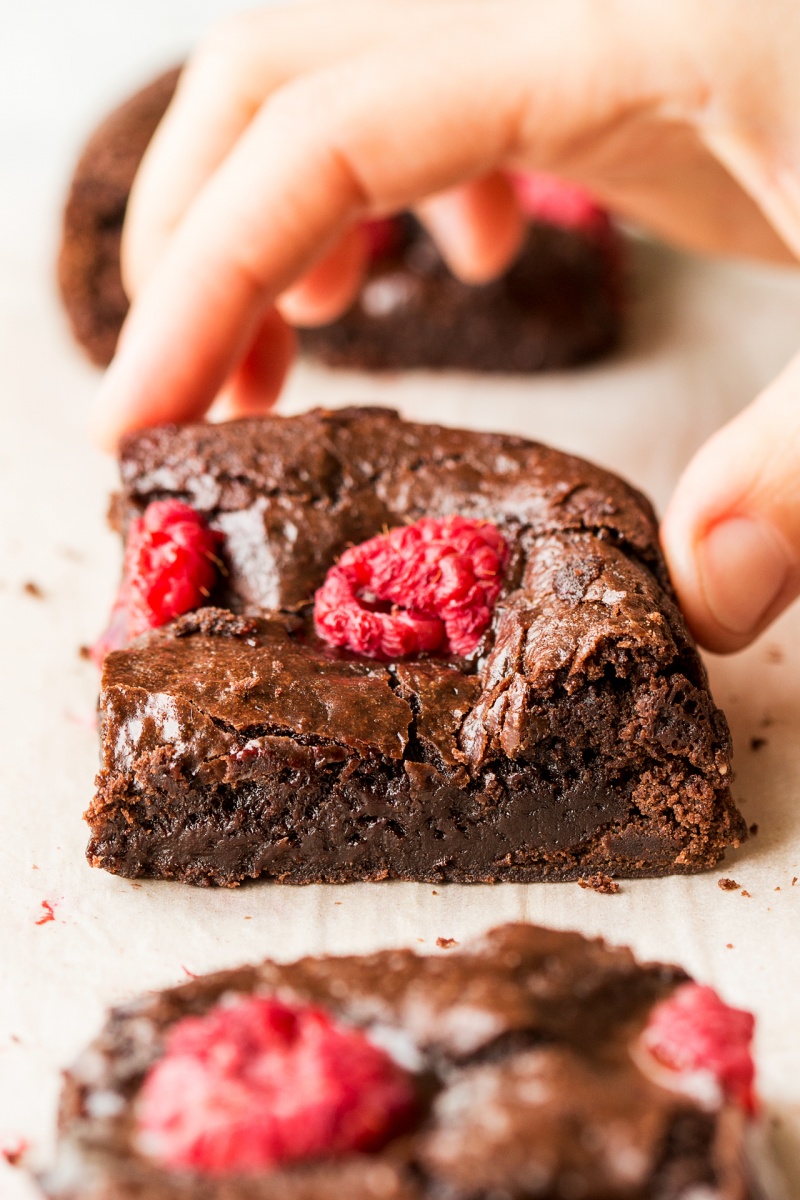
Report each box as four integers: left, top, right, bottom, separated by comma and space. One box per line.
40, 924, 770, 1200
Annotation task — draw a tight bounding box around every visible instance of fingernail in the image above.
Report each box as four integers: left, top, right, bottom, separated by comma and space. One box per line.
697, 516, 791, 636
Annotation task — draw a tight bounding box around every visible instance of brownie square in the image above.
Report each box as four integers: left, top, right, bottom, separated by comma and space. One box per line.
86, 408, 744, 886
58, 70, 620, 374
41, 923, 768, 1199
298, 214, 622, 373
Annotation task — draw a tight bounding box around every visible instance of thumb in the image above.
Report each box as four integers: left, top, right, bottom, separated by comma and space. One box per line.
662, 351, 800, 653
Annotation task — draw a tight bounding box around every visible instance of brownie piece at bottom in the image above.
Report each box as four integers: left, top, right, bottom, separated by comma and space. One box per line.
40, 924, 771, 1200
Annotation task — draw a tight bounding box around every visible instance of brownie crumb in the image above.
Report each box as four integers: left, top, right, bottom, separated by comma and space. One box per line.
726, 943, 734, 949
22, 581, 43, 598
750, 737, 767, 752
171, 607, 259, 639
436, 937, 459, 949
740, 890, 751, 898
578, 873, 620, 894
78, 644, 92, 661
793, 878, 798, 887
775, 887, 781, 892
718, 878, 740, 891
749, 823, 759, 836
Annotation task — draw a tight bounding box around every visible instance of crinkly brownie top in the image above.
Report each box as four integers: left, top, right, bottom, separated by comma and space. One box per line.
47, 925, 758, 1199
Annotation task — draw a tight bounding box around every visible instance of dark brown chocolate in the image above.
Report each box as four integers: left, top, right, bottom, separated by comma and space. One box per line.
40, 924, 764, 1199
300, 215, 622, 373
86, 408, 744, 887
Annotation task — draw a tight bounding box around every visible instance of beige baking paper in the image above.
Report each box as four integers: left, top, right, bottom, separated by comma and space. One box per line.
1, 5, 800, 1196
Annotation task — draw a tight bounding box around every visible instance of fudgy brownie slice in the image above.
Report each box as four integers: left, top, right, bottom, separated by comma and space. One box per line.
40, 923, 772, 1199
86, 407, 744, 886
57, 68, 621, 372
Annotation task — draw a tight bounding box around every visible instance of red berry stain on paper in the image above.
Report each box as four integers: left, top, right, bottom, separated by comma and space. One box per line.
1, 1138, 29, 1167
35, 900, 56, 925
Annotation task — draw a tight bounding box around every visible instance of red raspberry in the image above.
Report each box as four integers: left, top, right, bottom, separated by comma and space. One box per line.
91, 500, 222, 665
641, 983, 756, 1112
361, 217, 403, 261
509, 171, 610, 235
314, 516, 508, 660
135, 995, 417, 1175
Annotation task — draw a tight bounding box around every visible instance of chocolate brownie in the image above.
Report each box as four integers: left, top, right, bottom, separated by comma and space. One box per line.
58, 68, 181, 366
58, 69, 621, 372
40, 923, 771, 1199
299, 213, 622, 373
86, 407, 745, 886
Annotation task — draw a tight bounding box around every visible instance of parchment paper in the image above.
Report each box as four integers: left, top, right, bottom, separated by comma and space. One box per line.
2, 5, 800, 1196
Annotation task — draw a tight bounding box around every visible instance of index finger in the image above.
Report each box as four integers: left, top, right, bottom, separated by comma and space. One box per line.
91, 3, 657, 448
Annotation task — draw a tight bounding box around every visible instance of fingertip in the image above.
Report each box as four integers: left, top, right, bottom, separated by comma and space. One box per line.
416, 171, 525, 284
88, 354, 135, 453
276, 226, 367, 327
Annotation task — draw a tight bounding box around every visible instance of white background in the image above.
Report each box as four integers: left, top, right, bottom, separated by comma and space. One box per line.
1, 2, 799, 1196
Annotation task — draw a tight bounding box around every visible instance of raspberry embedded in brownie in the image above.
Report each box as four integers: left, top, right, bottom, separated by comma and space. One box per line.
86, 407, 745, 887
91, 499, 222, 664
41, 923, 768, 1200
313, 516, 508, 659
640, 983, 757, 1113
136, 995, 417, 1173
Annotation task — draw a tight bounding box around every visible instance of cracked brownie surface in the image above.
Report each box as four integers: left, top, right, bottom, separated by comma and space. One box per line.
41, 924, 764, 1199
86, 407, 744, 886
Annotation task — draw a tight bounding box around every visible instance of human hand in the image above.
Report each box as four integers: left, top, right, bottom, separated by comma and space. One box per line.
92, 0, 800, 652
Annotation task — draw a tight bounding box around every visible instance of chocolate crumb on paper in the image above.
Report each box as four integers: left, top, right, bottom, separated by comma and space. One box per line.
749, 823, 759, 836
578, 873, 620, 894
741, 890, 751, 898
436, 937, 459, 950
22, 581, 43, 598
718, 878, 740, 891
749, 737, 767, 752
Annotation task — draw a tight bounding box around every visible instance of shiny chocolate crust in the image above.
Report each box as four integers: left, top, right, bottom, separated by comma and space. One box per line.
41, 924, 761, 1199
86, 408, 744, 886
58, 70, 620, 374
